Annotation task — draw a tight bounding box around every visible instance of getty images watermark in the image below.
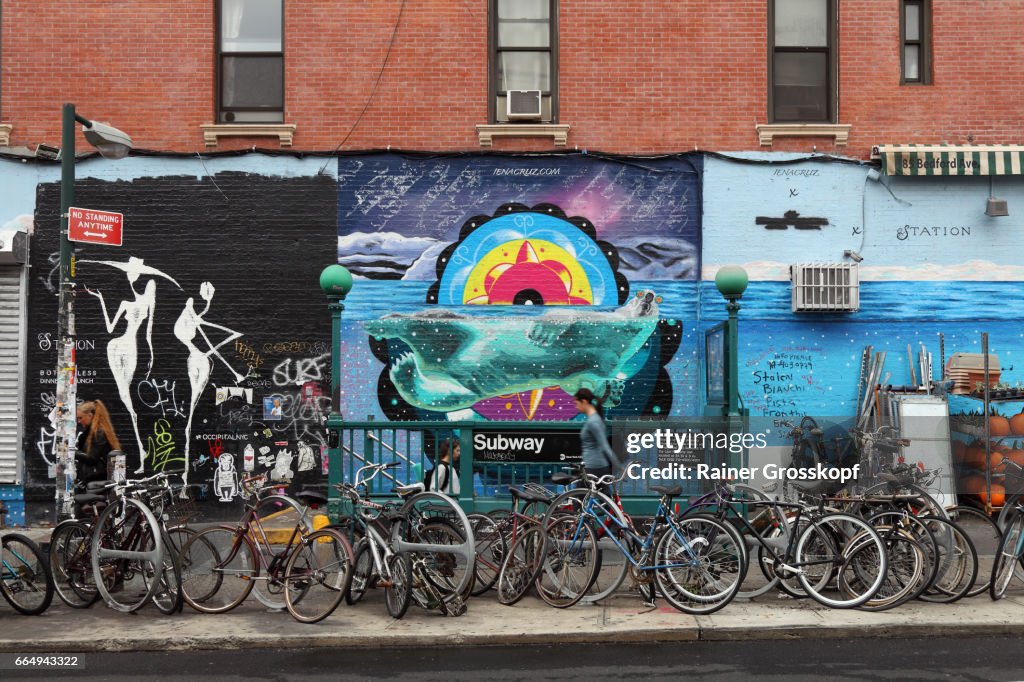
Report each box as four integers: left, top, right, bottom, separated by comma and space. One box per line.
620, 427, 860, 484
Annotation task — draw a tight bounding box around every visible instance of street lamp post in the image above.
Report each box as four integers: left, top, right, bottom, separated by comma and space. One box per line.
714, 265, 749, 418
54, 103, 132, 521
319, 264, 353, 520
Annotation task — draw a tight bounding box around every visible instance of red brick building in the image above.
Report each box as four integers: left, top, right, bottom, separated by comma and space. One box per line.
4, 1, 1022, 157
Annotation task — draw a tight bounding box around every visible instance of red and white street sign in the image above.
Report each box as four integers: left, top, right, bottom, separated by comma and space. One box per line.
68, 207, 123, 246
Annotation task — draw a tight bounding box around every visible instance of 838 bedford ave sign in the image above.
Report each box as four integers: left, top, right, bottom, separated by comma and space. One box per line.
472, 430, 581, 463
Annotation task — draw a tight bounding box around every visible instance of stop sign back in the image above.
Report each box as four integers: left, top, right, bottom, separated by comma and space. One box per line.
68, 207, 123, 246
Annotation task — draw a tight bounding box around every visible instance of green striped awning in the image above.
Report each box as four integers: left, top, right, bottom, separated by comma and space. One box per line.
879, 144, 1024, 176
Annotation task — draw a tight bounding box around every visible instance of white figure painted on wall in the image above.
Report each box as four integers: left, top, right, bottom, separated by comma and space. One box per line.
296, 440, 315, 472
272, 449, 294, 482
174, 281, 245, 490
213, 453, 239, 502
82, 257, 180, 473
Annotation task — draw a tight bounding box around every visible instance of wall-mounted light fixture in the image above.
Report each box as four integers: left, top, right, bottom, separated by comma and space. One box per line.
986, 176, 1009, 217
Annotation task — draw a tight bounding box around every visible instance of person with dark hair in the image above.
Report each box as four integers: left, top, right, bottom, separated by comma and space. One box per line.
76, 399, 122, 483
574, 388, 622, 484
425, 439, 460, 494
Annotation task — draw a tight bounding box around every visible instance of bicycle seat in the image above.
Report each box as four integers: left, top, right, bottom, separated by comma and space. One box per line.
86, 481, 112, 492
510, 485, 551, 504
394, 482, 425, 497
550, 472, 575, 485
650, 484, 682, 498
74, 493, 106, 505
296, 490, 328, 506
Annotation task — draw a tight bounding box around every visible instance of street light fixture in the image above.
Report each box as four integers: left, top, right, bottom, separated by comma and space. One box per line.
319, 264, 353, 520
714, 265, 748, 418
54, 103, 132, 520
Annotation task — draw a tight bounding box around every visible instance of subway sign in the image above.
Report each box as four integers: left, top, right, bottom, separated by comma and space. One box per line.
472, 430, 581, 463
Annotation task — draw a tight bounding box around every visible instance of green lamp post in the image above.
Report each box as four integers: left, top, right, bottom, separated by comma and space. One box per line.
714, 265, 748, 418
55, 104, 132, 521
319, 264, 353, 519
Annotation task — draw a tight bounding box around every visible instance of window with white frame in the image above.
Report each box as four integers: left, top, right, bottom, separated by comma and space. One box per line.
218, 0, 284, 123
769, 0, 836, 123
490, 0, 557, 123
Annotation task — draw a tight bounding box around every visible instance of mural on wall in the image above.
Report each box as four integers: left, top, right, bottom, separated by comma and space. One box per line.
336, 154, 702, 422
24, 171, 337, 519
701, 156, 1024, 423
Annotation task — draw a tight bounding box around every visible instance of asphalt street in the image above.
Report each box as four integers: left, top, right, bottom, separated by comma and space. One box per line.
3, 636, 1022, 681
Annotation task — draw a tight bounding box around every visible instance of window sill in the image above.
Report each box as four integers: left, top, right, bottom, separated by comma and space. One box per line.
200, 123, 296, 148
756, 123, 851, 146
476, 123, 570, 147
0, 124, 11, 147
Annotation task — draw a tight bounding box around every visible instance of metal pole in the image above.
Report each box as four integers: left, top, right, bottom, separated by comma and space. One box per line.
55, 103, 78, 521
726, 298, 740, 417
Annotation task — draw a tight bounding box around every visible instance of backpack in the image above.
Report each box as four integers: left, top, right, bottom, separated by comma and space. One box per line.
424, 463, 450, 491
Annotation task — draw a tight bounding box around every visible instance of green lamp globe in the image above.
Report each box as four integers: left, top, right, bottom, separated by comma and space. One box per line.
714, 265, 748, 301
319, 264, 354, 298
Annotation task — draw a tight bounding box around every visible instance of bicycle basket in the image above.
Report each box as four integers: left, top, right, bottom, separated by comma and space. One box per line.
164, 491, 199, 526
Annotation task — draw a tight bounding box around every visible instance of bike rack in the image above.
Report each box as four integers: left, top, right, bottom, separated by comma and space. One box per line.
392, 491, 476, 598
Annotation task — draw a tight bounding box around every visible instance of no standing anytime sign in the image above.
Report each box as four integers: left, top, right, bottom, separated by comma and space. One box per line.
68, 207, 123, 246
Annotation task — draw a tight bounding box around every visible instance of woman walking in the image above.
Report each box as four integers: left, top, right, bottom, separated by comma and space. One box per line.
573, 388, 622, 486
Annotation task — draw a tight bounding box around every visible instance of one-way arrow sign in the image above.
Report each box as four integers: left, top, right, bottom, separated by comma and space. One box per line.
68, 207, 123, 246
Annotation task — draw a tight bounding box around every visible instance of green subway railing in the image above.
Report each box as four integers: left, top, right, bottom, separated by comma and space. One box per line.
325, 416, 729, 519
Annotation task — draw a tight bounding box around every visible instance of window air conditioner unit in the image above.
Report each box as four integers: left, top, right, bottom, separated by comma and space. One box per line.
506, 90, 542, 120
791, 263, 860, 313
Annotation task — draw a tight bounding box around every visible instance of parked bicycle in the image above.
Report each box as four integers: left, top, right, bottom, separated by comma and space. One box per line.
179, 473, 353, 623
336, 462, 475, 618
1, 532, 53, 615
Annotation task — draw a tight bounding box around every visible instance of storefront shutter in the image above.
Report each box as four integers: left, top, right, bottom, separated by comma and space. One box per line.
0, 266, 25, 483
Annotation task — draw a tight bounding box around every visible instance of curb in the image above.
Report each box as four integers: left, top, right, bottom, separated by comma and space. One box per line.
2, 619, 1021, 654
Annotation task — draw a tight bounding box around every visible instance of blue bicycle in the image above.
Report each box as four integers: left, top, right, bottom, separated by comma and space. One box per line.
1, 532, 54, 615
539, 470, 747, 614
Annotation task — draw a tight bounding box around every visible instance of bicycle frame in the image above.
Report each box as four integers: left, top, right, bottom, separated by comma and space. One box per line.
566, 492, 702, 572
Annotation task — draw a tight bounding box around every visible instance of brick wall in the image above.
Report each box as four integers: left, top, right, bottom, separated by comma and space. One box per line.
25, 172, 336, 522
3, 1, 1022, 158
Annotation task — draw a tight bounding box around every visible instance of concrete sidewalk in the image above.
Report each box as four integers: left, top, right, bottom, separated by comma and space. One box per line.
4, 578, 1024, 653
7, 523, 1024, 653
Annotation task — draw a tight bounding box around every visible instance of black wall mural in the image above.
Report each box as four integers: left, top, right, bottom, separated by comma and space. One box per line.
26, 173, 337, 522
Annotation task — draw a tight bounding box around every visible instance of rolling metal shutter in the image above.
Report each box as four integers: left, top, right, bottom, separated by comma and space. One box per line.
0, 266, 25, 483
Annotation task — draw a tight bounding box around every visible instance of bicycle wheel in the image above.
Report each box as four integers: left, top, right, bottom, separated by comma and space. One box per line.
49, 520, 100, 609
0, 533, 54, 615
535, 515, 600, 608
854, 525, 925, 612
497, 525, 545, 606
149, 529, 184, 615
284, 528, 353, 624
728, 484, 784, 599
384, 552, 412, 619
918, 516, 977, 604
654, 514, 746, 615
952, 505, 1002, 597
90, 497, 163, 613
865, 511, 938, 605
179, 526, 257, 613
411, 520, 475, 606
543, 488, 630, 603
990, 512, 1024, 600
346, 539, 374, 605
797, 513, 886, 609
469, 513, 504, 596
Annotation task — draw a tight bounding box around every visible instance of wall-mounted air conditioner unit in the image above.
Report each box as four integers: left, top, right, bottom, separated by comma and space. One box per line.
506, 90, 542, 120
0, 230, 28, 265
791, 263, 860, 312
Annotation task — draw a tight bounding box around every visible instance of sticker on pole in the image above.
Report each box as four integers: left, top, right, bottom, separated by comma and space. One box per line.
68, 207, 123, 246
